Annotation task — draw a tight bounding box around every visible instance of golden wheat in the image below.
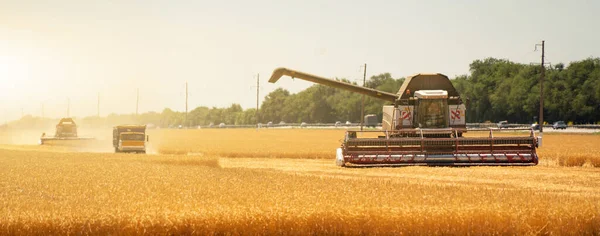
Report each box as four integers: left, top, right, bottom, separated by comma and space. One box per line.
150, 129, 342, 159
0, 129, 599, 234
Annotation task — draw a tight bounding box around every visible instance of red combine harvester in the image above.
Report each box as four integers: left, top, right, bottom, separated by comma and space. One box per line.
269, 68, 540, 167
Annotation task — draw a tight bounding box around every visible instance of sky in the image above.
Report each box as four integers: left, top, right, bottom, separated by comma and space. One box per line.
1, 0, 599, 122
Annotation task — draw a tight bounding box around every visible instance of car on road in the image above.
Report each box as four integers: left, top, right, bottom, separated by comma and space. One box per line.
531, 123, 540, 131
553, 121, 567, 130
497, 120, 509, 129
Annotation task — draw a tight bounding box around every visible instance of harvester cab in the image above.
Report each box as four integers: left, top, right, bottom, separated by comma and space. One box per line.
269, 67, 539, 167
55, 118, 78, 137
414, 90, 449, 128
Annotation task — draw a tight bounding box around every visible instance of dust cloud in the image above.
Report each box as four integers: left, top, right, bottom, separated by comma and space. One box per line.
0, 127, 116, 153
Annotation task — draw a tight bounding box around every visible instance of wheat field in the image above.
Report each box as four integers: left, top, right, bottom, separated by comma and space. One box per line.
148, 129, 600, 167
1, 128, 599, 235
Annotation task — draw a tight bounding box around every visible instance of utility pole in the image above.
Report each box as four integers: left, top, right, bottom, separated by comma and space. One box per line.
256, 73, 260, 129
97, 92, 100, 117
535, 41, 546, 133
361, 63, 367, 131
136, 88, 139, 116
251, 73, 261, 130
185, 82, 188, 128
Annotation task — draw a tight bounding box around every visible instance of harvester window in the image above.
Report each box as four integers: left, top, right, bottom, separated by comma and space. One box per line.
121, 133, 145, 141
417, 99, 448, 128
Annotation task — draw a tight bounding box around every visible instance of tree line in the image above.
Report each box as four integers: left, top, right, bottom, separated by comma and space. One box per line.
5, 57, 599, 129
259, 57, 600, 124
454, 57, 600, 124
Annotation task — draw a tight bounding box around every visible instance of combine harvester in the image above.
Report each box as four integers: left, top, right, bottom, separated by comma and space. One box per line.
269, 68, 540, 167
40, 118, 94, 145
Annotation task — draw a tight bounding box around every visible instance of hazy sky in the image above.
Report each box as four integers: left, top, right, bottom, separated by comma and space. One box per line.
1, 0, 599, 122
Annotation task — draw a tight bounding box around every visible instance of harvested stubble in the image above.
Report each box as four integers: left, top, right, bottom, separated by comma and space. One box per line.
1, 147, 600, 235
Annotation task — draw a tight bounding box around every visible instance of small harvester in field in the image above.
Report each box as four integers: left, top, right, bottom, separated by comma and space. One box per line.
269, 68, 540, 167
40, 118, 94, 145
